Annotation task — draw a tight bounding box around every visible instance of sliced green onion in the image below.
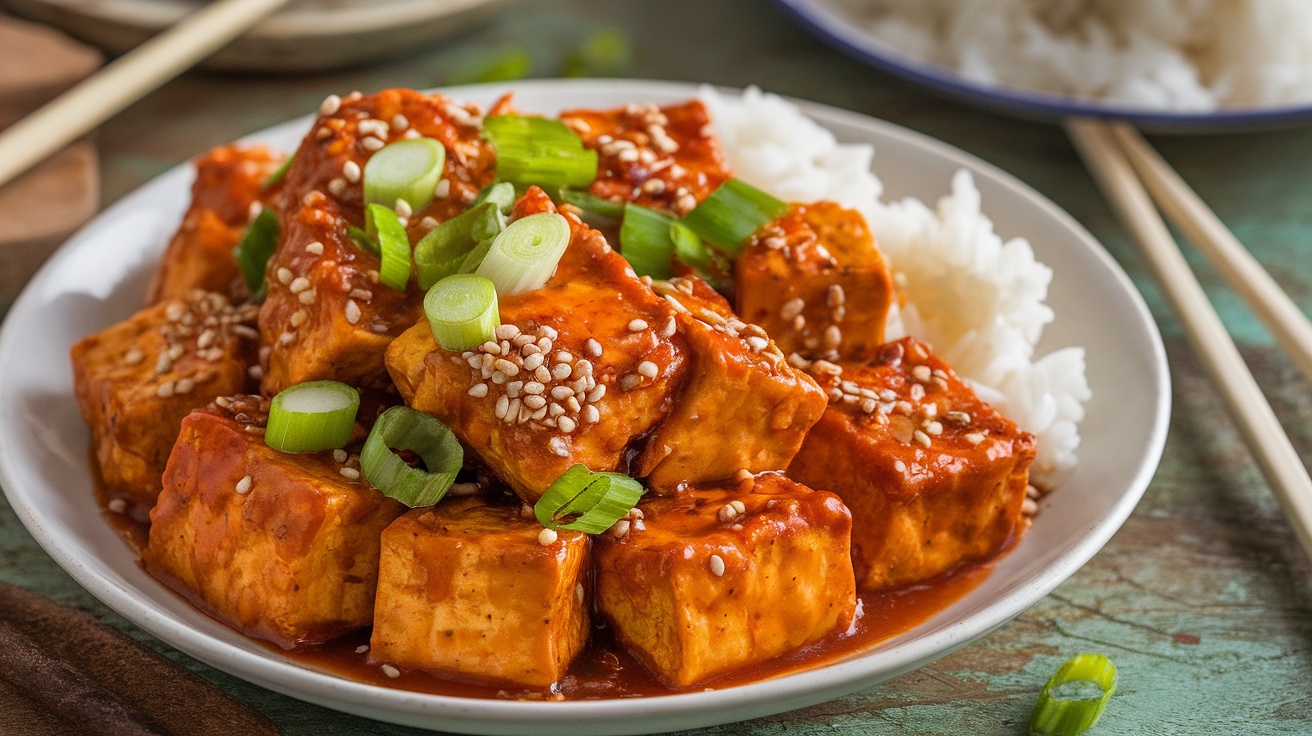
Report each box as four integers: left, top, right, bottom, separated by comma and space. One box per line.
264, 381, 360, 453
469, 181, 517, 214
361, 406, 463, 507
534, 464, 644, 533
424, 274, 500, 351
234, 207, 279, 295
362, 138, 446, 214
347, 224, 378, 256
261, 154, 295, 190
368, 204, 412, 291
620, 203, 678, 279
562, 29, 632, 78
484, 115, 584, 149
1030, 653, 1117, 736
484, 115, 597, 190
475, 212, 571, 294
559, 187, 624, 219
413, 202, 505, 289
683, 178, 790, 255
456, 238, 494, 274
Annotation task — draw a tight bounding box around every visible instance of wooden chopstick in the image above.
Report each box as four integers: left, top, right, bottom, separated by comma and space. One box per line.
1107, 122, 1312, 384
1066, 117, 1312, 560
0, 0, 293, 191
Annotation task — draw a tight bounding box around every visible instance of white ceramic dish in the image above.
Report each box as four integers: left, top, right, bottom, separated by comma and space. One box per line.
0, 79, 1169, 735
3, 0, 509, 72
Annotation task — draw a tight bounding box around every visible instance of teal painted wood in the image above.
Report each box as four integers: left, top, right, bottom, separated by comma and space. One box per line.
4, 1, 1312, 733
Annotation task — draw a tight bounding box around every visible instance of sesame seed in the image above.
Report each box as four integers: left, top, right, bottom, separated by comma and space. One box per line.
332, 449, 348, 463
565, 396, 581, 413
582, 405, 600, 424
619, 374, 640, 391
496, 324, 520, 340
827, 284, 845, 307
174, 377, 195, 394
717, 504, 738, 522
524, 395, 547, 410
491, 370, 508, 384
107, 498, 127, 513
660, 317, 677, 338
235, 475, 252, 494
924, 421, 943, 436
167, 344, 185, 360
860, 398, 877, 413
780, 298, 805, 321
524, 381, 545, 395
585, 338, 602, 357
558, 416, 577, 433
381, 664, 400, 679
664, 294, 689, 313
340, 467, 361, 480
637, 361, 658, 379
552, 363, 572, 381
124, 348, 144, 364
468, 383, 489, 398
909, 383, 926, 401
289, 277, 311, 294
362, 136, 385, 151
504, 398, 521, 423
391, 113, 410, 130
434, 179, 451, 198
792, 314, 806, 331
586, 384, 606, 402
277, 267, 293, 284
538, 527, 558, 545
534, 366, 552, 383
1022, 497, 1039, 516
746, 336, 769, 352
342, 160, 361, 183
965, 432, 986, 445
911, 365, 932, 382
315, 126, 333, 140
611, 519, 631, 539
539, 325, 559, 339
812, 360, 842, 376
522, 343, 542, 356
548, 403, 565, 417
248, 365, 264, 380
319, 94, 342, 116
327, 177, 347, 196
306, 241, 324, 255
628, 319, 648, 332
550, 386, 574, 400
523, 353, 544, 371
394, 198, 413, 219
709, 555, 725, 577
912, 429, 932, 448
923, 403, 938, 418
495, 395, 510, 419
155, 381, 175, 398
549, 436, 570, 456
537, 337, 554, 353
494, 359, 520, 376
787, 353, 812, 370
945, 410, 971, 425
572, 359, 593, 378
823, 325, 842, 349
506, 380, 523, 398
481, 340, 502, 355
344, 299, 361, 325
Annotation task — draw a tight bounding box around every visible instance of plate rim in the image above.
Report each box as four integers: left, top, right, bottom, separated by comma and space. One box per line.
774, 0, 1312, 129
0, 78, 1170, 734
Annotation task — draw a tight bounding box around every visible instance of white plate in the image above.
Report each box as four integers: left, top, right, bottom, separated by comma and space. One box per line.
0, 79, 1169, 735
3, 0, 509, 72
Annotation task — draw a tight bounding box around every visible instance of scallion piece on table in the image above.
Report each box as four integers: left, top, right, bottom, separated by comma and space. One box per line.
362, 138, 446, 213
413, 202, 505, 289
682, 178, 790, 254
475, 212, 571, 294
368, 204, 412, 291
619, 203, 678, 279
360, 406, 463, 507
264, 381, 360, 454
424, 274, 501, 351
261, 154, 294, 190
559, 187, 624, 219
534, 464, 644, 534
1030, 653, 1117, 736
470, 181, 517, 214
233, 207, 279, 295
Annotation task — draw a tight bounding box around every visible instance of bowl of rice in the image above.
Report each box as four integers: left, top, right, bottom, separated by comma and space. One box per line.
776, 0, 1312, 129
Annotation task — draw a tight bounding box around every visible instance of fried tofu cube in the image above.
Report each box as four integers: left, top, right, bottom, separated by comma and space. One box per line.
561, 100, 730, 216
147, 145, 286, 305
70, 290, 259, 507
788, 337, 1037, 592
260, 89, 497, 394
632, 276, 828, 492
387, 188, 687, 502
143, 398, 404, 647
370, 498, 591, 688
736, 201, 893, 363
594, 472, 856, 688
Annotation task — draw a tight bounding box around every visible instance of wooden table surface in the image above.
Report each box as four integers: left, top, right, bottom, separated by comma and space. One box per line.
3, 1, 1312, 733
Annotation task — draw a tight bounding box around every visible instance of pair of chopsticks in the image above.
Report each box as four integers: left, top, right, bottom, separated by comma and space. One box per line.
1067, 119, 1312, 560
0, 0, 293, 191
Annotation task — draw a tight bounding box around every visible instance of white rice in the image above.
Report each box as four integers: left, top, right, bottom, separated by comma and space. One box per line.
830, 0, 1312, 111
702, 86, 1090, 487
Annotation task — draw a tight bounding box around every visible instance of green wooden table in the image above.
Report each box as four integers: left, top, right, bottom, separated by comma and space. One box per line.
4, 1, 1312, 733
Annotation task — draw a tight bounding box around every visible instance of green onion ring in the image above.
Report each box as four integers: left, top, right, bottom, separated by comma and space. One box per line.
682, 178, 790, 255
368, 203, 412, 291
534, 464, 644, 534
475, 212, 571, 295
424, 273, 501, 351
233, 207, 280, 296
361, 406, 463, 507
1030, 653, 1117, 736
264, 381, 360, 453
413, 201, 505, 289
362, 138, 446, 214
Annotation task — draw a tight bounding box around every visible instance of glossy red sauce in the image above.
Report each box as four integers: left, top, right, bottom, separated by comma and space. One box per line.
101, 485, 992, 701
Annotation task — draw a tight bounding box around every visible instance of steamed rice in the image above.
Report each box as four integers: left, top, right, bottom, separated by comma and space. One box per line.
702, 86, 1090, 487
830, 0, 1312, 111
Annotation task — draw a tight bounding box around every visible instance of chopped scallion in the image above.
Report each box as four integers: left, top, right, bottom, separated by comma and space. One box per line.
456, 238, 494, 274
475, 212, 571, 294
261, 154, 294, 190
484, 115, 583, 148
368, 204, 412, 291
683, 178, 789, 255
619, 203, 678, 279
361, 406, 463, 507
413, 202, 505, 289
233, 208, 279, 296
424, 274, 500, 351
469, 181, 517, 214
264, 381, 360, 453
534, 464, 644, 534
559, 187, 624, 219
484, 115, 598, 189
1031, 653, 1117, 736
362, 138, 446, 214
347, 224, 378, 256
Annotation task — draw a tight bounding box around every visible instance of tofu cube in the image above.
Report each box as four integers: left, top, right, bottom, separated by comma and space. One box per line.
560, 100, 730, 216
260, 88, 497, 394
147, 144, 286, 305
736, 201, 893, 363
143, 398, 404, 647
386, 188, 687, 502
633, 276, 828, 492
594, 472, 856, 687
370, 498, 591, 688
788, 337, 1037, 592
70, 290, 259, 507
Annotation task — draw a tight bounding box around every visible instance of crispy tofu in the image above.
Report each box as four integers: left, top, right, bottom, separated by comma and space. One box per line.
70, 290, 259, 507
387, 188, 688, 502
632, 276, 828, 492
370, 497, 590, 688
561, 100, 730, 216
147, 145, 286, 305
736, 201, 893, 363
788, 337, 1037, 592
260, 89, 497, 394
594, 472, 856, 688
143, 397, 404, 648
